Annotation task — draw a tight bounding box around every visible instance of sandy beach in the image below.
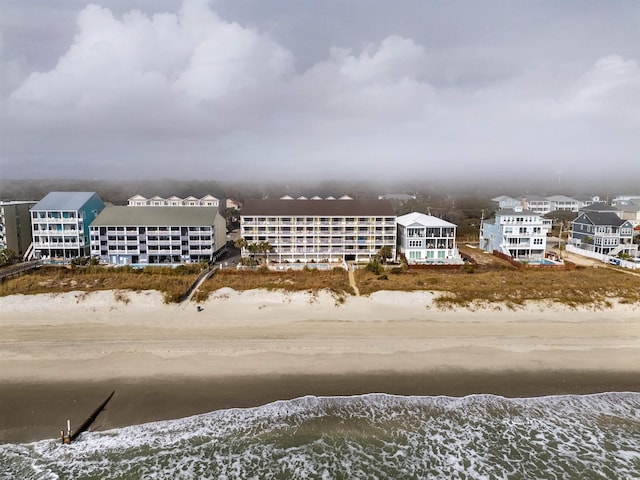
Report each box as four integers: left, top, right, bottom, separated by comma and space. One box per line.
1, 288, 639, 443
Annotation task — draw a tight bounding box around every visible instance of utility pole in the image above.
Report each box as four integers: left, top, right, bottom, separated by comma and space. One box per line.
558, 223, 563, 259
479, 209, 484, 246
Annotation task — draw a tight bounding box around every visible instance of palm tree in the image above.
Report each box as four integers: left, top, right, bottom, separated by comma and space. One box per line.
256, 241, 273, 263
234, 237, 248, 251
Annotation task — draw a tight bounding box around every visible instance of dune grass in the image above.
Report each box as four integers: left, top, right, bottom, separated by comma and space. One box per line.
3, 262, 639, 309
355, 265, 640, 309
193, 267, 353, 303
0, 264, 202, 303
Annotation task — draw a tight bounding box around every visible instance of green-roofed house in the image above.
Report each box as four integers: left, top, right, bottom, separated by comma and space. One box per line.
89, 206, 227, 266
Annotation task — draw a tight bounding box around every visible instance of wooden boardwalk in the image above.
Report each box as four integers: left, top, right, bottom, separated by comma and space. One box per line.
0, 260, 42, 282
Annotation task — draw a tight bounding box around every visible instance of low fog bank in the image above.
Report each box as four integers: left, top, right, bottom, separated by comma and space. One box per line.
0, 176, 636, 206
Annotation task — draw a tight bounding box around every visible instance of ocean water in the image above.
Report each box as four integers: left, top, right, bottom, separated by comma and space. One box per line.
1, 392, 639, 479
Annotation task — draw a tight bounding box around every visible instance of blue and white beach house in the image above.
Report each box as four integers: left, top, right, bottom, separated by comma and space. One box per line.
30, 192, 105, 261
480, 207, 551, 260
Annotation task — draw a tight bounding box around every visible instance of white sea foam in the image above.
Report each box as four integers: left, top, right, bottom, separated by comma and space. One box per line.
2, 392, 640, 479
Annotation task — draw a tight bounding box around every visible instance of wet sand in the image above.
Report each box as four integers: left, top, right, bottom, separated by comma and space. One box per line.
2, 371, 640, 444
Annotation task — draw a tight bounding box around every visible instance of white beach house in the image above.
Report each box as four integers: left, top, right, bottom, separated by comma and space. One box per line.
480, 207, 551, 260
396, 212, 462, 264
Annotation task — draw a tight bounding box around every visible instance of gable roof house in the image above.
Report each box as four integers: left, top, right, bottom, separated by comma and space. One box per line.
570, 211, 636, 256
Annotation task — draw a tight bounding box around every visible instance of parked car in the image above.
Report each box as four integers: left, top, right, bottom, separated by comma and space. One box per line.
608, 258, 621, 266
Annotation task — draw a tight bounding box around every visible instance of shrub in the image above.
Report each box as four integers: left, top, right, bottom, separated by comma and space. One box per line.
366, 260, 383, 275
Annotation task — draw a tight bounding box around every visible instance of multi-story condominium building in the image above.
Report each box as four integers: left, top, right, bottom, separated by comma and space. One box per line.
396, 212, 462, 265
90, 206, 227, 266
480, 207, 551, 260
0, 201, 37, 256
240, 198, 397, 263
570, 212, 636, 256
127, 194, 220, 208
30, 192, 105, 261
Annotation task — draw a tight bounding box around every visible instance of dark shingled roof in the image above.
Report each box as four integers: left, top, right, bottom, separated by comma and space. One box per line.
579, 212, 626, 226
241, 199, 396, 217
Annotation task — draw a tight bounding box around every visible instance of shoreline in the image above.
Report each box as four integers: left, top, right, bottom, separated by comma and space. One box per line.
2, 371, 640, 444
1, 289, 639, 443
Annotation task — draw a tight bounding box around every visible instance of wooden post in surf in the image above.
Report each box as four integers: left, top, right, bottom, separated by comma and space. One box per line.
60, 391, 115, 444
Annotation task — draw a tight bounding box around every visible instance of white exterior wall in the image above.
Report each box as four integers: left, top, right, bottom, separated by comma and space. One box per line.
31, 210, 86, 259
481, 211, 550, 259
90, 224, 218, 265
127, 195, 220, 207
241, 214, 397, 263
396, 214, 461, 265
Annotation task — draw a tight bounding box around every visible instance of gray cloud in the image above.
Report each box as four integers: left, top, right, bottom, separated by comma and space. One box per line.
1, 0, 639, 183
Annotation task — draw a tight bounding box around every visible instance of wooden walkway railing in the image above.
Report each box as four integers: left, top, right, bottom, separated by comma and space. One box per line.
0, 260, 43, 282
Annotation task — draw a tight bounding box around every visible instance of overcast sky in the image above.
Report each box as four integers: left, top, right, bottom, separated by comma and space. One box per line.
1, 0, 639, 184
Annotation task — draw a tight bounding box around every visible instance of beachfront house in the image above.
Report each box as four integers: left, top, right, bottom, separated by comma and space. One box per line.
569, 212, 636, 256
239, 198, 397, 264
0, 200, 37, 257
396, 212, 462, 265
29, 192, 105, 262
480, 207, 551, 260
90, 206, 227, 266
